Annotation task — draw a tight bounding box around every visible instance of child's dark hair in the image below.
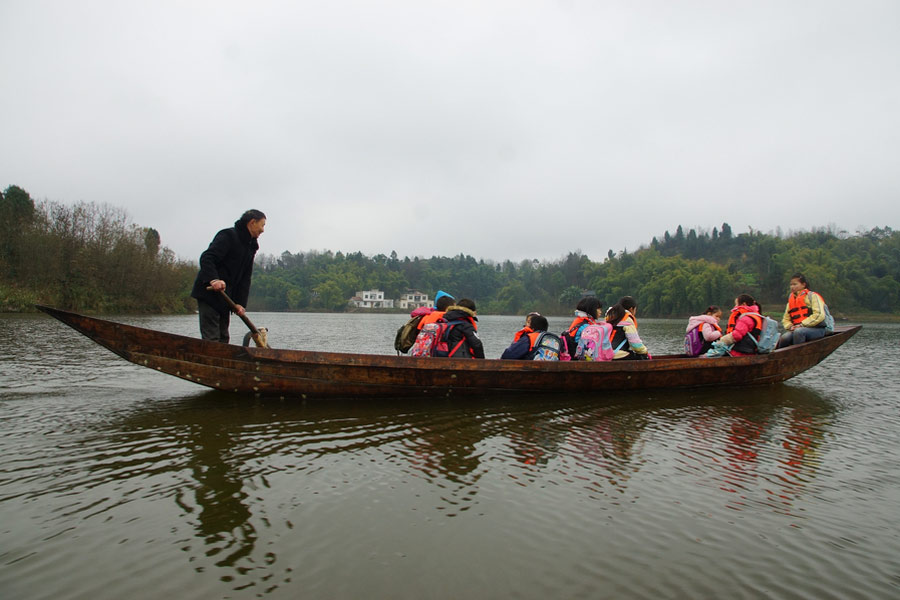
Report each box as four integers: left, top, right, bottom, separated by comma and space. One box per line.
576, 296, 603, 319
618, 296, 637, 311
736, 294, 757, 308
435, 296, 455, 311
457, 298, 476, 311
705, 305, 721, 315
530, 315, 549, 332
791, 273, 809, 289
606, 303, 627, 323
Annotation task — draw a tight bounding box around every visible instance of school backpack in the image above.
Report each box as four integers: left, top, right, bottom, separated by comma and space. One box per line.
394, 315, 424, 354
744, 313, 780, 353
530, 332, 562, 361
684, 326, 704, 357
558, 333, 572, 361
823, 303, 835, 333
575, 323, 615, 361
409, 320, 466, 358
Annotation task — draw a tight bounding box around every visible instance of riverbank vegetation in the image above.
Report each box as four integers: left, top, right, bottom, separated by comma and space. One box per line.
0, 186, 195, 312
3, 185, 898, 317
251, 224, 899, 318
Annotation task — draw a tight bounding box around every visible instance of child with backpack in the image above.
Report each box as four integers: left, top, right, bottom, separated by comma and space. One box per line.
511, 311, 543, 343
441, 298, 485, 359
778, 273, 830, 347
718, 294, 771, 356
501, 315, 561, 360
562, 297, 603, 359
394, 291, 455, 354
606, 302, 650, 360
684, 305, 723, 356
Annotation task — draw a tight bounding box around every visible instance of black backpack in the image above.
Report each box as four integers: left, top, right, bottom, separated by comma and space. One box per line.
394, 315, 424, 354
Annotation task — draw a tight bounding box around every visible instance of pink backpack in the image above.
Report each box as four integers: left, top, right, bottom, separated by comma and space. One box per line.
575, 323, 614, 361
409, 320, 465, 358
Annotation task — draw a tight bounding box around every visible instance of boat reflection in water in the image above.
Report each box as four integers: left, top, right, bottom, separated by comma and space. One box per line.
97, 383, 835, 582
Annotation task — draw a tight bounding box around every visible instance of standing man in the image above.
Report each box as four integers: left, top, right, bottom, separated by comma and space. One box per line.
191, 209, 266, 342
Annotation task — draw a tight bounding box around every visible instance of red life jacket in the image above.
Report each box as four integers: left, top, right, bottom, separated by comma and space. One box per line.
787, 290, 825, 326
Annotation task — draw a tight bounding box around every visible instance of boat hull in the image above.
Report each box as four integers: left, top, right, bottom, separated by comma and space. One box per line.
37, 305, 860, 399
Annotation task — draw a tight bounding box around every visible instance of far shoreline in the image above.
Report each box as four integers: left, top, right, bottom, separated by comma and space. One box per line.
5, 305, 898, 323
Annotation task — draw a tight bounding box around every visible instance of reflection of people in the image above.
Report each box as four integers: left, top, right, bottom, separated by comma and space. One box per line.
779, 273, 827, 347
191, 210, 266, 342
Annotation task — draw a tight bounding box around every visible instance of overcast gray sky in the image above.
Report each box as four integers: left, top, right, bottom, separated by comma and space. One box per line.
2, 1, 898, 264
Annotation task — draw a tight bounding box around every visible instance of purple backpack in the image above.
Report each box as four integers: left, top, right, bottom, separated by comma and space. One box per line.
684, 326, 704, 356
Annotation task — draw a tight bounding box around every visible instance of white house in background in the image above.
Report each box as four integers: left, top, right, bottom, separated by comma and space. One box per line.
399, 291, 430, 310
349, 289, 394, 309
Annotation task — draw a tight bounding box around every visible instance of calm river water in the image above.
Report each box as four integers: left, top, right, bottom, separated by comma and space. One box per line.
1, 312, 898, 599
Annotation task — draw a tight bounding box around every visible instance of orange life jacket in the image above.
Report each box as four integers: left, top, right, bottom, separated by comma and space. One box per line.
726, 307, 761, 334
418, 310, 446, 330
698, 321, 722, 335
513, 326, 534, 343
787, 290, 824, 326
726, 310, 739, 333
565, 316, 595, 337
526, 331, 543, 351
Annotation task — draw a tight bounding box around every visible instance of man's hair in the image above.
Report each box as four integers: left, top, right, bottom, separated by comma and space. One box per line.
239, 209, 266, 224
457, 298, 476, 311
530, 315, 549, 332
435, 296, 455, 311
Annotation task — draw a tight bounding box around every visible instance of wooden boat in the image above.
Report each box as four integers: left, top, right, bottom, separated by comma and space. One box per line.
37, 305, 861, 400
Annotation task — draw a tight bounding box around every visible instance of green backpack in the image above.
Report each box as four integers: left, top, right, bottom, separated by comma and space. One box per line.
394, 315, 424, 354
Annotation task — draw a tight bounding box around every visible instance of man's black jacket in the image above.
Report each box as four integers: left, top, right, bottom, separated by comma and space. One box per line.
190, 220, 259, 314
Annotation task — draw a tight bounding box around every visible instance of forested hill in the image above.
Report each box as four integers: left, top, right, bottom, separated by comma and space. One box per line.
0, 185, 196, 312
2, 184, 897, 316
250, 224, 900, 317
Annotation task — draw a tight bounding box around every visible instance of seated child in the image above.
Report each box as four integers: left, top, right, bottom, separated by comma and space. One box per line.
685, 305, 723, 355
512, 312, 543, 343
501, 315, 550, 359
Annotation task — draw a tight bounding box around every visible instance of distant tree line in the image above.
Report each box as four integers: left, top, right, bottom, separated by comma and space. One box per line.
3, 184, 898, 317
0, 185, 195, 312
251, 224, 900, 317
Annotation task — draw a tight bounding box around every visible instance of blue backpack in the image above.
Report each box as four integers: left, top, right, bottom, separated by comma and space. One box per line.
530, 332, 562, 361
745, 313, 780, 353
823, 303, 835, 333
